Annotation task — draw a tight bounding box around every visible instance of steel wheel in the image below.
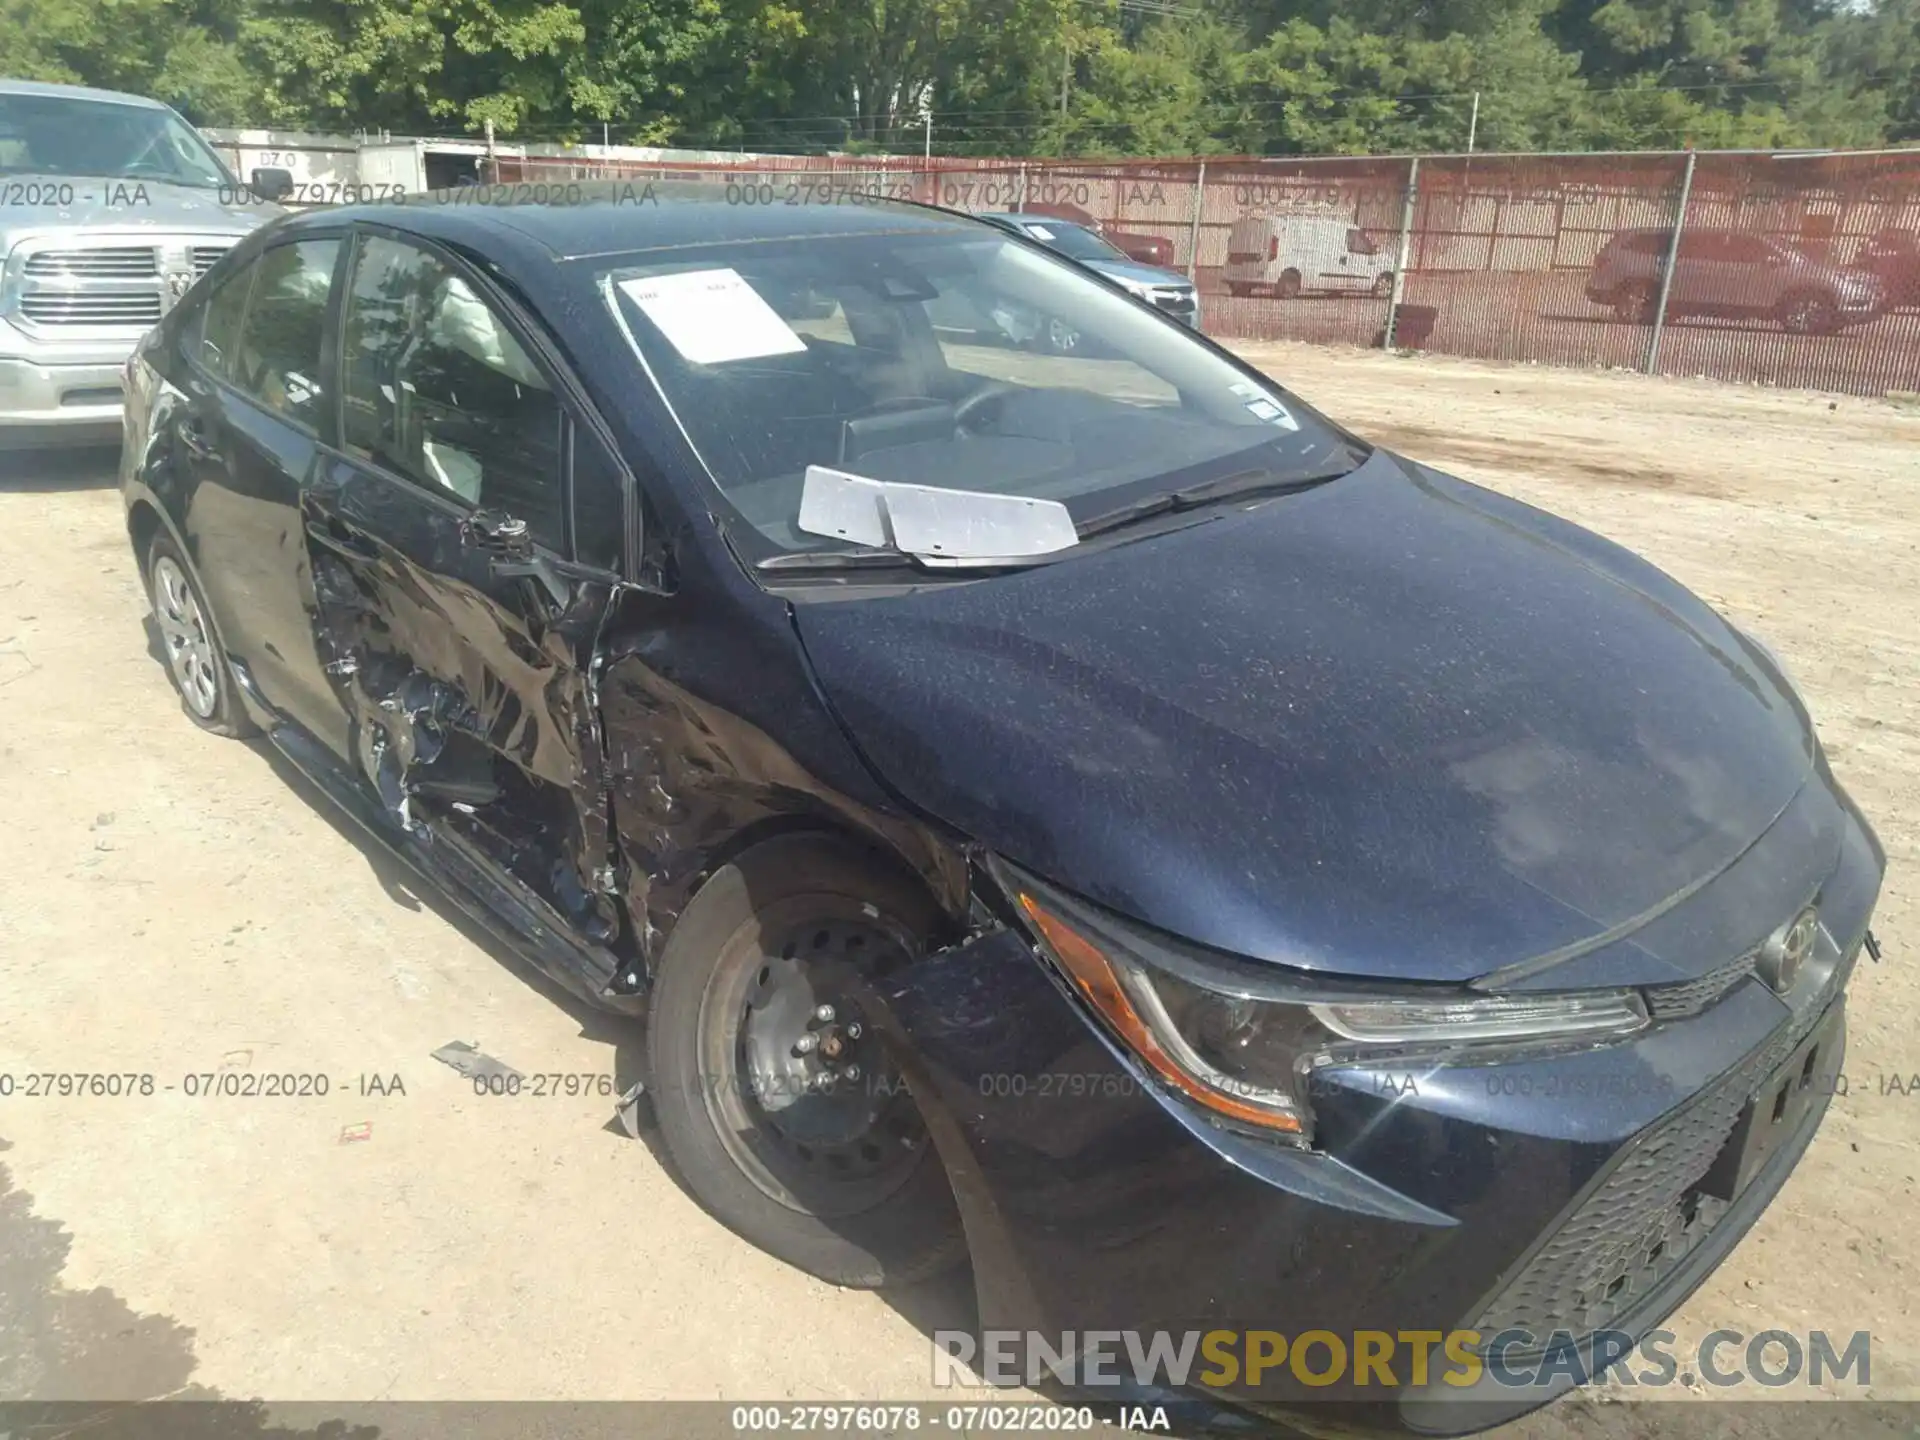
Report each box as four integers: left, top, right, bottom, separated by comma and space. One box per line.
646, 835, 966, 1287
698, 905, 930, 1217
152, 553, 220, 719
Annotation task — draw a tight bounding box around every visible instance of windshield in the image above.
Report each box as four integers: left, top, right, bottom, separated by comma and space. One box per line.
0, 93, 231, 188
1021, 220, 1128, 264
598, 223, 1361, 561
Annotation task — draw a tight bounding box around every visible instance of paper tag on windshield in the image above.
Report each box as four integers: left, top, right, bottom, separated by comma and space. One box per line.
617, 268, 806, 364
1246, 398, 1300, 431
1027, 225, 1055, 239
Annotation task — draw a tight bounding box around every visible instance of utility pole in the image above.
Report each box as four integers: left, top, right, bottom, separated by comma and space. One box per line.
483, 117, 496, 184
1383, 156, 1420, 350
1061, 45, 1071, 117
1466, 91, 1480, 154
1646, 149, 1697, 375
924, 109, 933, 161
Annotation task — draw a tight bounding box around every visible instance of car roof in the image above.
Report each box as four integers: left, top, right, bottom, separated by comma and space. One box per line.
0, 77, 170, 109
307, 180, 985, 264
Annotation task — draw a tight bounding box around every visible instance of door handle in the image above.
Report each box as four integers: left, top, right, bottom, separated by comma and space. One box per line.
305, 519, 380, 562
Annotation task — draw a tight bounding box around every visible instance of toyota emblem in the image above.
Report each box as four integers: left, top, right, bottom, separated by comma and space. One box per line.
1758, 906, 1819, 995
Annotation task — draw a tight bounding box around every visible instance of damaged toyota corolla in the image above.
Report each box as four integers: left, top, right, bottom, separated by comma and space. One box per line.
120, 186, 1883, 1434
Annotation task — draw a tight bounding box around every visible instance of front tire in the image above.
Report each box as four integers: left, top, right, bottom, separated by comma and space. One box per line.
1778, 290, 1841, 335
646, 835, 967, 1287
1612, 281, 1658, 324
1276, 268, 1304, 299
146, 535, 255, 737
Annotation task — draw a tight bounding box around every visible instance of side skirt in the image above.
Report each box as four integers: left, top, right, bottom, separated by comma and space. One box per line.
264, 717, 647, 1016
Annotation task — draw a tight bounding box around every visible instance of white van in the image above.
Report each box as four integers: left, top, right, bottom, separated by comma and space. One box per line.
1223, 213, 1395, 298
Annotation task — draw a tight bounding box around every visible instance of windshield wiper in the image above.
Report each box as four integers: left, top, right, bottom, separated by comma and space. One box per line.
757, 545, 1045, 575
1075, 461, 1361, 539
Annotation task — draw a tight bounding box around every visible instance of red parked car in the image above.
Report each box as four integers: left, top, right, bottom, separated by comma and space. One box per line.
1855, 229, 1920, 308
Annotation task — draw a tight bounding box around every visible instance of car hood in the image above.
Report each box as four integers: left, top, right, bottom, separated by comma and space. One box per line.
793, 452, 1822, 986
1085, 257, 1191, 289
0, 176, 273, 244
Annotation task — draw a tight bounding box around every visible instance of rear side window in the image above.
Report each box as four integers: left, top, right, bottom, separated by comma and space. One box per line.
199, 264, 254, 379
340, 233, 566, 552
230, 239, 340, 430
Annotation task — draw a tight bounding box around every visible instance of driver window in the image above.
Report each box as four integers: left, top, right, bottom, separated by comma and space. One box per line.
341, 234, 566, 551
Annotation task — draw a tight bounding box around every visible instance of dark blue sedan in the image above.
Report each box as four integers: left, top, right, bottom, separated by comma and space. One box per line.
118, 183, 1882, 1434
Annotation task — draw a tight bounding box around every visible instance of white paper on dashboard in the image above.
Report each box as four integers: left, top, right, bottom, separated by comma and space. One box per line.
616, 268, 807, 364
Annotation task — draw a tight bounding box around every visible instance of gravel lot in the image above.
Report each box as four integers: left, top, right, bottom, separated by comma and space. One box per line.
0, 343, 1914, 1435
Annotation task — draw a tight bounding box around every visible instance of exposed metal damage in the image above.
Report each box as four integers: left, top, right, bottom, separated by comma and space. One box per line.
304, 527, 634, 998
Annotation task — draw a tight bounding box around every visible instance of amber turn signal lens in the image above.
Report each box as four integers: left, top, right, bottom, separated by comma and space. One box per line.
1016, 892, 1304, 1134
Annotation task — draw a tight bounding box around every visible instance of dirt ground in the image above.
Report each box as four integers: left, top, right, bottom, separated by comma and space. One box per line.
0, 343, 1915, 1435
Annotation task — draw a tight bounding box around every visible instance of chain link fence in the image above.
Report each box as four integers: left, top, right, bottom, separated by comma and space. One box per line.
483, 147, 1920, 397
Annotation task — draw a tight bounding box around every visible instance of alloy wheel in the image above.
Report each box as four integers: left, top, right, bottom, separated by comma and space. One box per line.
1782, 294, 1838, 335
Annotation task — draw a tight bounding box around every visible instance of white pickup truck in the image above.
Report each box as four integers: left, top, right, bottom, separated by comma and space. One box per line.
1, 78, 288, 449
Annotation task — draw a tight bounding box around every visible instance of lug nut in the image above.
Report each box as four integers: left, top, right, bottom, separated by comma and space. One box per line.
845, 1022, 863, 1040
794, 1034, 818, 1054
844, 1064, 862, 1081
813, 1004, 837, 1024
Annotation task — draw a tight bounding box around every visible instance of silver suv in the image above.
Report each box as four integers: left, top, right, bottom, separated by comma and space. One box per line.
1, 79, 288, 449
1587, 226, 1886, 335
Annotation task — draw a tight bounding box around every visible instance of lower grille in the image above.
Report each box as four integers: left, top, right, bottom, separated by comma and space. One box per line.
18, 293, 163, 327
1472, 953, 1853, 1342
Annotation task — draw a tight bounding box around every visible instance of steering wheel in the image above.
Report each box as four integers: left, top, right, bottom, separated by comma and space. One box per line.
954, 380, 1021, 433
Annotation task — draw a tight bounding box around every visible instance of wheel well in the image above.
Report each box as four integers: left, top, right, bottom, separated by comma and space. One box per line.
690, 816, 952, 929
127, 501, 165, 577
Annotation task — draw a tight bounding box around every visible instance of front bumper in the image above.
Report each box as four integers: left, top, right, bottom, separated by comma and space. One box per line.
878, 788, 1881, 1435
0, 334, 135, 447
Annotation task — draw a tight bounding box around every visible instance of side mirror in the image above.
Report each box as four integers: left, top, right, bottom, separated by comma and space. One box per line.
461, 508, 532, 560
250, 167, 295, 203
463, 509, 571, 607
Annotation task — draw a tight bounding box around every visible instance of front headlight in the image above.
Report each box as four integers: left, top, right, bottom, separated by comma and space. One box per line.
1011, 873, 1648, 1145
